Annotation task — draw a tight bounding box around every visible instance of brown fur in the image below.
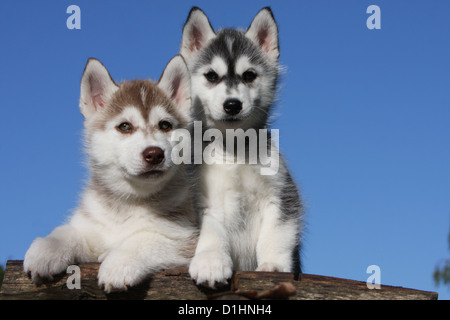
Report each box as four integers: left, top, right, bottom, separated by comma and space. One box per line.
90, 80, 188, 132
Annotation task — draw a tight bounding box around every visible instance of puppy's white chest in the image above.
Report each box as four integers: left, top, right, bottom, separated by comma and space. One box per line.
202, 163, 275, 248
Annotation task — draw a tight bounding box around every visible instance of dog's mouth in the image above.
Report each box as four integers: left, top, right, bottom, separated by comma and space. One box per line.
223, 116, 243, 122
139, 169, 165, 178
219, 112, 252, 123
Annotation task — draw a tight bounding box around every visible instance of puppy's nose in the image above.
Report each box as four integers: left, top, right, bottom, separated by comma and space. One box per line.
142, 146, 164, 165
223, 98, 242, 116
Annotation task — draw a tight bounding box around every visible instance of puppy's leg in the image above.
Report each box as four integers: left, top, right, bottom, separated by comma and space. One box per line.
97, 231, 189, 293
256, 201, 300, 273
24, 223, 89, 283
189, 165, 235, 288
188, 210, 233, 288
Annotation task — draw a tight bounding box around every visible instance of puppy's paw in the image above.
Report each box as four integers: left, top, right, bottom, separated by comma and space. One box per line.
98, 253, 147, 293
23, 237, 72, 284
256, 262, 290, 273
189, 251, 233, 288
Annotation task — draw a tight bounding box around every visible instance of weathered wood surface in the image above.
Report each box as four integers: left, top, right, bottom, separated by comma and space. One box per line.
0, 260, 438, 300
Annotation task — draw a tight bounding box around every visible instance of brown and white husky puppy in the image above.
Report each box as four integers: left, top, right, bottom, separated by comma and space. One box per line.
24, 55, 198, 293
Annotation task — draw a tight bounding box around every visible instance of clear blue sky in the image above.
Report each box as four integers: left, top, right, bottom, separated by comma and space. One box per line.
1, 1, 449, 299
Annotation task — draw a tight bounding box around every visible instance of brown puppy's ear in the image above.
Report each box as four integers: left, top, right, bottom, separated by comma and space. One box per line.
79, 58, 118, 119
158, 55, 191, 115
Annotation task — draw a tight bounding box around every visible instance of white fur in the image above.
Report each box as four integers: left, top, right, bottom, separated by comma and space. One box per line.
189, 149, 298, 286
210, 57, 228, 77
24, 56, 197, 293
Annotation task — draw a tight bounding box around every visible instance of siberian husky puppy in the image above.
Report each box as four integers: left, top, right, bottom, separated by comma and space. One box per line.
180, 7, 303, 287
24, 55, 198, 293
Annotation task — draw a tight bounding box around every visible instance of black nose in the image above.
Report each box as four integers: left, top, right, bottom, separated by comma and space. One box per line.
142, 146, 164, 165
223, 98, 242, 116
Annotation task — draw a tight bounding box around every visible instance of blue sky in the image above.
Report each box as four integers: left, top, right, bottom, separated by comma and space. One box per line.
1, 0, 449, 299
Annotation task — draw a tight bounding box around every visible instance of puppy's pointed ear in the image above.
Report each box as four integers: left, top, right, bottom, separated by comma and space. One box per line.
180, 7, 215, 63
158, 55, 191, 115
245, 7, 279, 60
79, 58, 118, 118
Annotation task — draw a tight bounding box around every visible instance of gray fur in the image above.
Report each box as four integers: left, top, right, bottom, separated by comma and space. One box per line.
181, 7, 304, 285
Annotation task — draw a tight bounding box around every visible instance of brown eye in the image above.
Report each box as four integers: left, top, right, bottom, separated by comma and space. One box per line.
204, 70, 219, 83
242, 70, 257, 83
117, 122, 133, 133
159, 120, 172, 132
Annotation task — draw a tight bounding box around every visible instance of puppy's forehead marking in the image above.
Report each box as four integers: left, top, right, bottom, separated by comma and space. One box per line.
235, 56, 251, 75
115, 106, 146, 127
226, 36, 234, 55
140, 86, 147, 107
211, 57, 228, 77
235, 56, 263, 75
149, 105, 179, 128
109, 80, 175, 122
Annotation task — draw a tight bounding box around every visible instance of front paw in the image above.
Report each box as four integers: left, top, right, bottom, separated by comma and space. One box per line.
189, 251, 233, 288
97, 253, 147, 293
23, 237, 72, 283
256, 262, 290, 273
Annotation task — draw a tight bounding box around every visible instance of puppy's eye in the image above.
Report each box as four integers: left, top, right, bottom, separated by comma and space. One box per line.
204, 71, 219, 83
159, 120, 172, 132
242, 70, 257, 83
117, 122, 133, 133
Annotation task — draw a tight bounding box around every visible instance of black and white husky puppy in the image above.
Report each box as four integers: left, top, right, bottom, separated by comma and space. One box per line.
180, 7, 303, 287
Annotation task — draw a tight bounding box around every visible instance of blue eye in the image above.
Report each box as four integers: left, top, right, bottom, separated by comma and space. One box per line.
117, 122, 133, 133
159, 120, 172, 131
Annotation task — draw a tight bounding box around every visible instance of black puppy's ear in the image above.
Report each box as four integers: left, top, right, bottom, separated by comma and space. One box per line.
245, 7, 279, 60
180, 7, 216, 63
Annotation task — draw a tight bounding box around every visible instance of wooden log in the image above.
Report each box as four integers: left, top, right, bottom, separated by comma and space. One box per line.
0, 260, 438, 300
